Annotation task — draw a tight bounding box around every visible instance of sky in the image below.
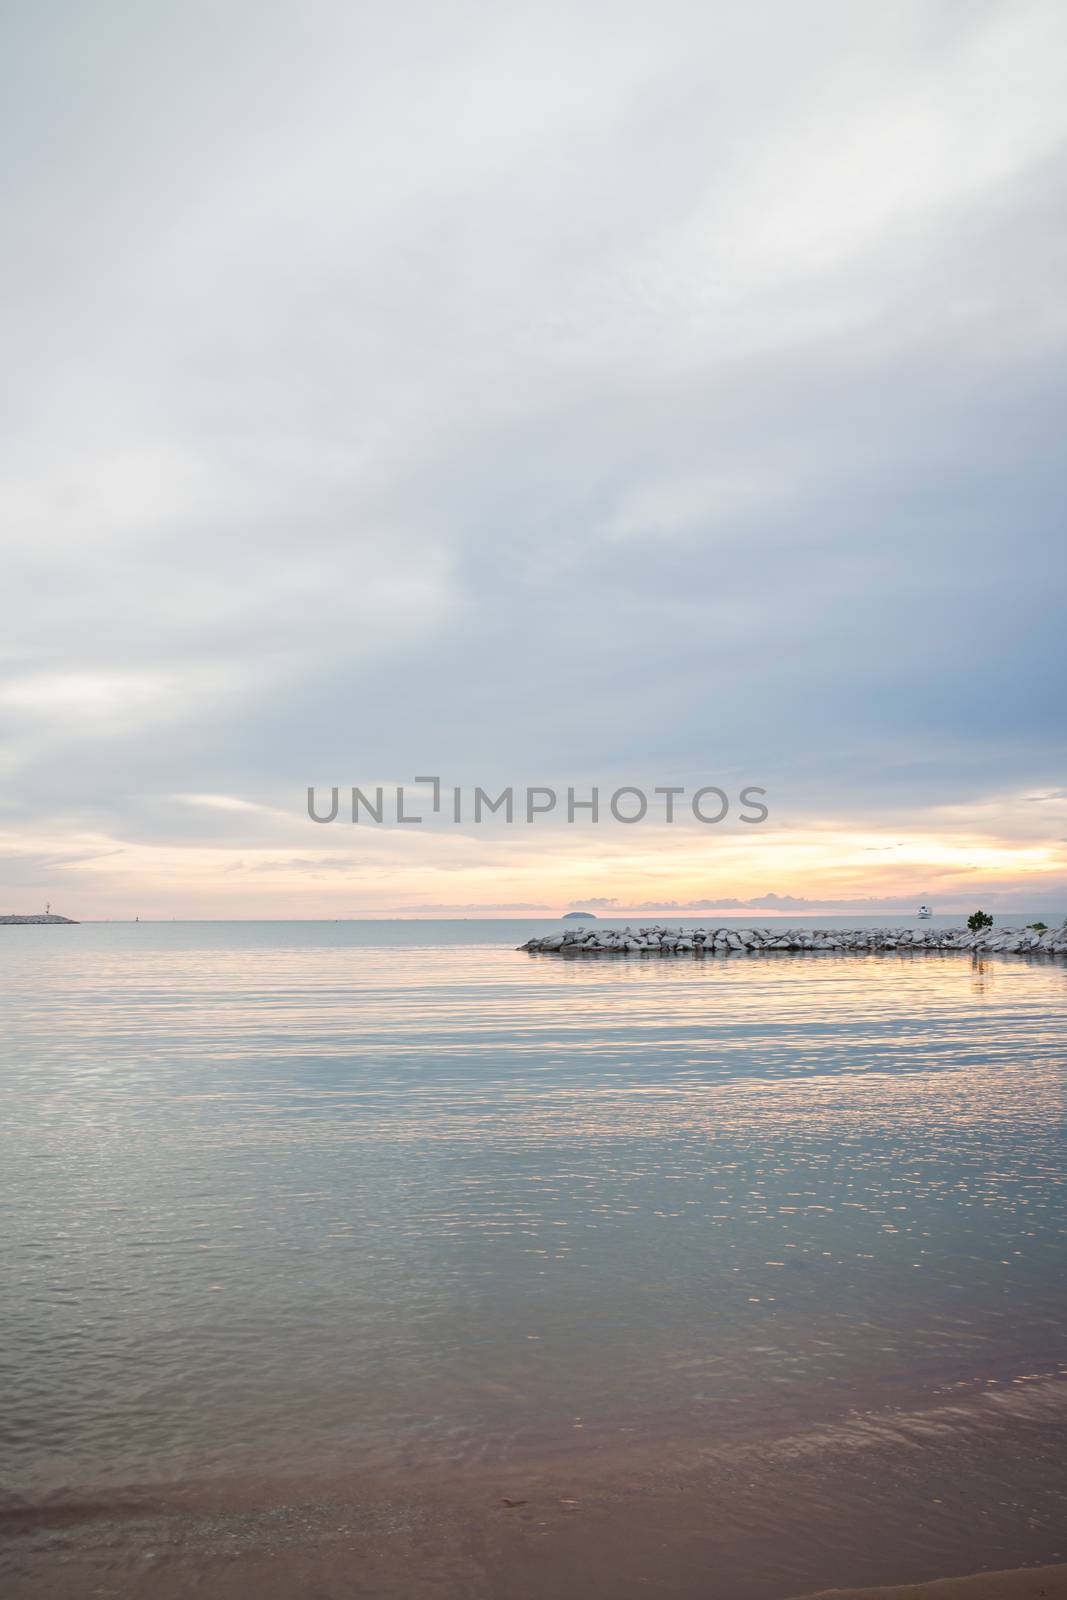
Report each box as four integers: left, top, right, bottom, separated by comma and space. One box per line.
2, 0, 1066, 919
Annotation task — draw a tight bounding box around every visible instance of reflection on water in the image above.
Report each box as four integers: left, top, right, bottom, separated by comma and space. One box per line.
2, 923, 1066, 1500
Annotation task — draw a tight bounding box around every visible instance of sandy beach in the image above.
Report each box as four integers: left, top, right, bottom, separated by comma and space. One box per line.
5, 1371, 1067, 1600
792, 1566, 1067, 1599
5, 1490, 1066, 1600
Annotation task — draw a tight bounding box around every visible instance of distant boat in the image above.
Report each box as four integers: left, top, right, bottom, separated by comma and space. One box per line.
917, 903, 933, 919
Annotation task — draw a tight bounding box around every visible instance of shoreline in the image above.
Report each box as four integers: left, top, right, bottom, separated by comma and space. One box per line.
790, 1566, 1067, 1598
6, 1377, 1067, 1599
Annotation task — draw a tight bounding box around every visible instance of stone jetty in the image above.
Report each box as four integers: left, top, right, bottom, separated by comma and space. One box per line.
0, 913, 78, 925
520, 923, 1067, 958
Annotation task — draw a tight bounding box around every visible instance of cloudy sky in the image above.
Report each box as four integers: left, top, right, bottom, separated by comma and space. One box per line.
2, 0, 1065, 917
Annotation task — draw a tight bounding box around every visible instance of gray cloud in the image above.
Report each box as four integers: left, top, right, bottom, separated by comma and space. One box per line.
2, 0, 1065, 873
0, 847, 121, 895
371, 903, 553, 914
590, 891, 1067, 913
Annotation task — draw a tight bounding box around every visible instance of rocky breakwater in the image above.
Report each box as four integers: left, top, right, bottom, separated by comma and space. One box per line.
520, 923, 1067, 958
0, 913, 78, 925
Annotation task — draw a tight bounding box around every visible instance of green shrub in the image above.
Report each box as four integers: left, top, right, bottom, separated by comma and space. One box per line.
1027, 922, 1048, 932
967, 910, 994, 931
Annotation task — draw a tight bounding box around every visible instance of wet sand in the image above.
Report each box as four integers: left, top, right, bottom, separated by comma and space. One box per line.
792, 1566, 1067, 1598
5, 1379, 1067, 1600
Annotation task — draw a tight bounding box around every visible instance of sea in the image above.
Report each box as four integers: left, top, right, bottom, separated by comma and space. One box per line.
2, 916, 1066, 1597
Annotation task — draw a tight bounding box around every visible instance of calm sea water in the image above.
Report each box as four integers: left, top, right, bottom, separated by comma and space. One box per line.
2, 920, 1067, 1506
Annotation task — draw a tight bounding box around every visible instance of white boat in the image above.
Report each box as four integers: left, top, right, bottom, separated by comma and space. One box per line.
917, 903, 933, 919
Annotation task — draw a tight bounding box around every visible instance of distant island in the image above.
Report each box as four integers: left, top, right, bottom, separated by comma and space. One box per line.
562, 910, 597, 920
1, 913, 78, 925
